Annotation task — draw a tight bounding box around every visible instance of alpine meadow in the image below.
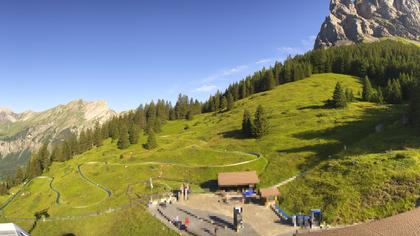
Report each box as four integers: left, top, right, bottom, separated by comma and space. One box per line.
0, 1, 419, 236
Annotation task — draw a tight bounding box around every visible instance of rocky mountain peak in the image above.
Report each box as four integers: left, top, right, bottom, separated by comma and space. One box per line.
0, 99, 117, 172
0, 108, 18, 123
314, 0, 420, 49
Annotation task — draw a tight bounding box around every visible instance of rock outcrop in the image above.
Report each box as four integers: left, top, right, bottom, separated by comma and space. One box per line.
0, 100, 116, 175
314, 0, 420, 49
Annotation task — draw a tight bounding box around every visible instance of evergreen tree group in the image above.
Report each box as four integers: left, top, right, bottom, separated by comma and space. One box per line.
203, 40, 419, 113
327, 82, 355, 108
242, 105, 270, 138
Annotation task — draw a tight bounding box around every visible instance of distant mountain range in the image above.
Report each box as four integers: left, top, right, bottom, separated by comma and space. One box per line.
315, 0, 420, 49
0, 100, 116, 176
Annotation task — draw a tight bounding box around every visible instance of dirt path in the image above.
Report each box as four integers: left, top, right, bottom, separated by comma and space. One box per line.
77, 163, 112, 197
0, 176, 61, 211
81, 150, 263, 169
271, 171, 307, 188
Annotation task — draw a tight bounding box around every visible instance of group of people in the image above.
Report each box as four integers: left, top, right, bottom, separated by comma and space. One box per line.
178, 183, 190, 201
172, 215, 190, 231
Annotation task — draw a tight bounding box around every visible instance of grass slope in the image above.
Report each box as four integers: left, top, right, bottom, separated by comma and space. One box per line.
1, 73, 418, 235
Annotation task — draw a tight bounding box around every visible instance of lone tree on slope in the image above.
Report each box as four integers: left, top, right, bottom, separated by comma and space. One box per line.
332, 82, 348, 108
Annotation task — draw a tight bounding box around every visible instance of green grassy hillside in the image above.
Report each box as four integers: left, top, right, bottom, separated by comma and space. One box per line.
1, 73, 418, 235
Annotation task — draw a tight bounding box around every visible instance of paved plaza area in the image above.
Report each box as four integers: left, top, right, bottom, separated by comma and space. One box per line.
149, 193, 297, 236
149, 202, 259, 236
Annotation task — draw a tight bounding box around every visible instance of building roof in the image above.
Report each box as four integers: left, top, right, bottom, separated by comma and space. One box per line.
298, 207, 420, 236
259, 187, 279, 198
218, 171, 260, 187
0, 223, 31, 236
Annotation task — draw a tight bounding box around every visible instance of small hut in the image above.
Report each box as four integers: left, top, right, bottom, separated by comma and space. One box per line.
218, 171, 260, 191
259, 187, 279, 206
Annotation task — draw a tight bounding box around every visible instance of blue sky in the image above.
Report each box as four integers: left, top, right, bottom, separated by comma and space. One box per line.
0, 0, 329, 112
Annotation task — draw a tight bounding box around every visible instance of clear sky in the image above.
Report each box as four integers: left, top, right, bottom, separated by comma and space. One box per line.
0, 0, 329, 112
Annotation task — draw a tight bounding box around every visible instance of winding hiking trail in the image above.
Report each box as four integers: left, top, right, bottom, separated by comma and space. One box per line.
0, 176, 60, 211
271, 171, 307, 188
80, 150, 262, 169
0, 150, 273, 222
77, 164, 113, 197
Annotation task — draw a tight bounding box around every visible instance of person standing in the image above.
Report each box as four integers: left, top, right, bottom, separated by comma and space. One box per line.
214, 226, 218, 236
185, 216, 190, 230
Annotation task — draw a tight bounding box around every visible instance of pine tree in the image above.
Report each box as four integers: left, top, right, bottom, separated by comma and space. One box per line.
128, 124, 140, 145
362, 76, 374, 102
0, 182, 8, 195
145, 131, 157, 150
134, 106, 146, 128
154, 118, 161, 133
345, 88, 354, 102
332, 82, 348, 108
227, 93, 234, 111
27, 154, 42, 178
399, 73, 414, 100
15, 167, 25, 184
385, 79, 402, 104
85, 128, 94, 150
62, 141, 72, 161
262, 70, 276, 91
252, 105, 270, 138
371, 87, 384, 104
186, 111, 193, 120
220, 96, 228, 111
109, 120, 119, 141
93, 123, 104, 147
117, 124, 130, 149
409, 83, 420, 129
51, 146, 64, 162
242, 109, 253, 137
38, 143, 50, 171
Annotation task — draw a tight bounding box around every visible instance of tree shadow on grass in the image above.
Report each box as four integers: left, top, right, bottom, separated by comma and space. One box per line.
278, 106, 409, 171
297, 104, 326, 110
219, 129, 249, 140
200, 180, 218, 192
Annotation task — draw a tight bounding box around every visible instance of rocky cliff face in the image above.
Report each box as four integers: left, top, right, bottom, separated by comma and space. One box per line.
0, 100, 116, 175
314, 0, 420, 49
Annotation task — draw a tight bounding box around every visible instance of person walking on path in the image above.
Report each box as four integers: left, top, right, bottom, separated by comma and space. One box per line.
214, 226, 218, 236
184, 216, 190, 230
